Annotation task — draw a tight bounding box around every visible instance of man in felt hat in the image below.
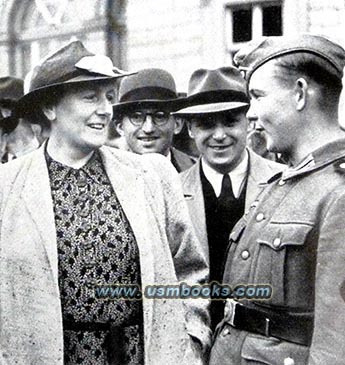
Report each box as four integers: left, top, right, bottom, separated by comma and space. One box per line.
0, 41, 210, 364
174, 66, 284, 331
113, 68, 196, 172
209, 34, 345, 365
0, 77, 41, 162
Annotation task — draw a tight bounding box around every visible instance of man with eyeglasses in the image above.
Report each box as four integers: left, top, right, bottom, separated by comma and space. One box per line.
113, 68, 196, 172
174, 67, 284, 331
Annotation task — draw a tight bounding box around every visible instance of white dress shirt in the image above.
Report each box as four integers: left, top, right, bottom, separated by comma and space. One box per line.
201, 151, 249, 198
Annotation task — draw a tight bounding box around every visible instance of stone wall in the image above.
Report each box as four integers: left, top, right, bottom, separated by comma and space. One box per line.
124, 0, 204, 92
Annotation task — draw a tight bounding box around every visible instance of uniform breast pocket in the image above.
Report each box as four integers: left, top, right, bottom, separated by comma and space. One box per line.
253, 222, 314, 306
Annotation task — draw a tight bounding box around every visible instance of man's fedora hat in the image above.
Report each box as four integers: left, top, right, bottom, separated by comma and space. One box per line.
17, 40, 133, 116
234, 34, 345, 82
0, 77, 24, 133
113, 68, 185, 113
173, 66, 249, 116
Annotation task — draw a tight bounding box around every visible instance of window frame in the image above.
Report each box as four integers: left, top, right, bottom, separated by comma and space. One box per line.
224, 0, 283, 58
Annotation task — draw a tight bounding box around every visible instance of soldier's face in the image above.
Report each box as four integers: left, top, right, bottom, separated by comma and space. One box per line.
188, 110, 248, 174
247, 61, 297, 155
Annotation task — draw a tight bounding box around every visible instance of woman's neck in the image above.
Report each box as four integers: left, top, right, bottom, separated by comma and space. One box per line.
46, 139, 95, 168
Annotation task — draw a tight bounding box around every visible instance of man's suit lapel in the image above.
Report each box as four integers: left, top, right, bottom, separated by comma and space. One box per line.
21, 147, 59, 284
181, 160, 209, 262
171, 147, 195, 172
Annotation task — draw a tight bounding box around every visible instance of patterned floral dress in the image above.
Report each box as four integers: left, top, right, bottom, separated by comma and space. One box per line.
46, 150, 144, 364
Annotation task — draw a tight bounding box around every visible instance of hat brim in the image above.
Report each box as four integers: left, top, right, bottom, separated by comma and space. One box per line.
113, 98, 187, 114
172, 101, 248, 115
16, 72, 134, 118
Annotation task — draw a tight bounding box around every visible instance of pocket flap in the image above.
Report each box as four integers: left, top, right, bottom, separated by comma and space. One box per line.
257, 223, 314, 251
241, 333, 309, 364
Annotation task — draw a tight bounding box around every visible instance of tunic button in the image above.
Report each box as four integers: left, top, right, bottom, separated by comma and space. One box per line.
256, 213, 265, 222
241, 250, 250, 260
79, 193, 89, 202
339, 163, 345, 169
273, 238, 281, 248
77, 176, 88, 187
278, 179, 286, 186
85, 280, 96, 289
222, 327, 230, 336
79, 207, 90, 218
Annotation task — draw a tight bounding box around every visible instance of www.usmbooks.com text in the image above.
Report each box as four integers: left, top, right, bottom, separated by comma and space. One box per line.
94, 282, 272, 300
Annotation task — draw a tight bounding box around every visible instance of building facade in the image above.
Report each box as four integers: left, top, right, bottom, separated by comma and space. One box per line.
0, 0, 344, 115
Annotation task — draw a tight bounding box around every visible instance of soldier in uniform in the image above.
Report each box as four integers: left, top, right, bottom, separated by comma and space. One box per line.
209, 34, 345, 364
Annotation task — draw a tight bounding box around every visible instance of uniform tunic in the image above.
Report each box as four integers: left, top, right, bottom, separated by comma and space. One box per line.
210, 138, 345, 365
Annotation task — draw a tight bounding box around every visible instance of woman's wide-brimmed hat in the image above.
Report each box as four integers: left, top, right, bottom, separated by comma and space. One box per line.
112, 68, 186, 114
173, 66, 249, 116
17, 40, 133, 117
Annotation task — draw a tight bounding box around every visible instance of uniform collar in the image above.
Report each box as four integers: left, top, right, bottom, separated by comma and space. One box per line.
271, 138, 345, 182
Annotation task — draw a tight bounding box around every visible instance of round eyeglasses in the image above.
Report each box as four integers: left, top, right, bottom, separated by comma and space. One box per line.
127, 110, 171, 126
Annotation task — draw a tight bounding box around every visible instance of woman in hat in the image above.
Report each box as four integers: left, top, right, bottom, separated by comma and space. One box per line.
0, 41, 210, 364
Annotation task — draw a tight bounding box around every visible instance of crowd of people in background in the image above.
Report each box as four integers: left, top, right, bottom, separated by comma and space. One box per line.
1, 33, 345, 365
0, 64, 276, 168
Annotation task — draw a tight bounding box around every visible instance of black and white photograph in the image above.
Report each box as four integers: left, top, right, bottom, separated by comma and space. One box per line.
0, 1, 344, 364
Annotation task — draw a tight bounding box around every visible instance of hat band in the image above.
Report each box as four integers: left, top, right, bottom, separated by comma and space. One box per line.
29, 68, 109, 94
120, 86, 177, 103
187, 90, 249, 105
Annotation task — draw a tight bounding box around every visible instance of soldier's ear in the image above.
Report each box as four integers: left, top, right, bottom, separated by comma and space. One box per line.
295, 77, 308, 111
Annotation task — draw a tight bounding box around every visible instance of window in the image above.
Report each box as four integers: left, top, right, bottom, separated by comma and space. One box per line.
262, 5, 282, 36
225, 1, 283, 57
232, 8, 252, 43
0, 0, 126, 78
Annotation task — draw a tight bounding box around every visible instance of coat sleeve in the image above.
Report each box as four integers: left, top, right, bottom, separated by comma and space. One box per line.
141, 154, 212, 361
309, 186, 345, 364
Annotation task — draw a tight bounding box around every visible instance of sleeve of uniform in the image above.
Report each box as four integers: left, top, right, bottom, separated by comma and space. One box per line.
309, 186, 345, 364
141, 153, 212, 361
